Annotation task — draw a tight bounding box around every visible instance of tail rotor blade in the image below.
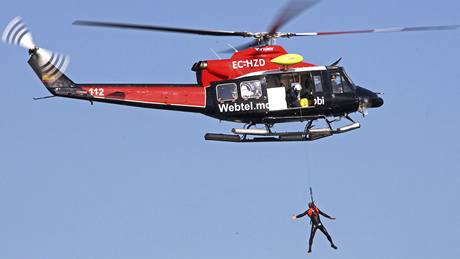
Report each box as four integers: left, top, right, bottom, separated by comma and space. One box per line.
36, 48, 70, 75
2, 16, 36, 50
3, 17, 70, 76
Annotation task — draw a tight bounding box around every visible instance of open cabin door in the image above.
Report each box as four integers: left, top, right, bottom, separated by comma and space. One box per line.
265, 71, 328, 112
266, 75, 287, 111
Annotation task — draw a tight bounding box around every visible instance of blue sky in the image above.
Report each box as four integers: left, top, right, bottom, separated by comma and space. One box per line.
1, 0, 459, 258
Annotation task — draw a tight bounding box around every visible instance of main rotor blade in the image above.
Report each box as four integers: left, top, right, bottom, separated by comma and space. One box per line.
220, 40, 260, 53
284, 25, 460, 37
73, 20, 253, 37
268, 0, 320, 34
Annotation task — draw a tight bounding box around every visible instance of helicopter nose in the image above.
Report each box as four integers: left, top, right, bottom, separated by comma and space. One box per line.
368, 96, 384, 108
356, 86, 384, 108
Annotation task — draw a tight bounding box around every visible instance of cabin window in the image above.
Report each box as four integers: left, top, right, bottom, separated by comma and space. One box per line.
313, 75, 323, 93
266, 75, 281, 88
240, 80, 263, 100
216, 83, 238, 103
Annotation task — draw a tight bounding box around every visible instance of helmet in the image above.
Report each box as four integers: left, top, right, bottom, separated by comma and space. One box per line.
308, 202, 315, 208
292, 83, 302, 92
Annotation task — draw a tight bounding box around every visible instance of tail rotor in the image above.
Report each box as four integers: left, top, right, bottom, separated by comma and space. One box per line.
2, 17, 70, 81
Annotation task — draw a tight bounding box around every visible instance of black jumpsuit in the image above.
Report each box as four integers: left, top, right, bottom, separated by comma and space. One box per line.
295, 207, 337, 252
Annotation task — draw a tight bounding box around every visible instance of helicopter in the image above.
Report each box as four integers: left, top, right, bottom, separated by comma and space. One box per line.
3, 0, 458, 142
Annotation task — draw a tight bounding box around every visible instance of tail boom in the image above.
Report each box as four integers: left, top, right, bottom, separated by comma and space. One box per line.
28, 53, 206, 113
76, 84, 206, 112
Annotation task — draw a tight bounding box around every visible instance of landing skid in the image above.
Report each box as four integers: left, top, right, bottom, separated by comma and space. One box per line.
205, 116, 361, 143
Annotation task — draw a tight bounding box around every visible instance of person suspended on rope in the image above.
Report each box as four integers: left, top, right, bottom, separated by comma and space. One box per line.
292, 201, 338, 253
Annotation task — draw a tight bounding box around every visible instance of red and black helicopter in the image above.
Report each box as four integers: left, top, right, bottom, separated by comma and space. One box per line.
3, 0, 458, 142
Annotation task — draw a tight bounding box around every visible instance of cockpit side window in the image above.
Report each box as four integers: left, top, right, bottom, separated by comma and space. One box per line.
330, 72, 344, 94
330, 71, 354, 94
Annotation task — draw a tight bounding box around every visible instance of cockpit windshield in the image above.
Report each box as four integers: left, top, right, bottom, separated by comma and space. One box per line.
341, 68, 355, 86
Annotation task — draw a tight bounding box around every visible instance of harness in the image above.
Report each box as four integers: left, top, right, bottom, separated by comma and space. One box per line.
307, 207, 320, 217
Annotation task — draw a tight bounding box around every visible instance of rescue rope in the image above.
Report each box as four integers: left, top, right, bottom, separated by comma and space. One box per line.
304, 146, 313, 191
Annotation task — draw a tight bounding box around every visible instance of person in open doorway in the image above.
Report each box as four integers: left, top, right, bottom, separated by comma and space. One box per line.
292, 201, 338, 253
287, 82, 302, 107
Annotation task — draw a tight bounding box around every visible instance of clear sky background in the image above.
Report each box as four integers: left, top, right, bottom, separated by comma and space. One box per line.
1, 0, 459, 259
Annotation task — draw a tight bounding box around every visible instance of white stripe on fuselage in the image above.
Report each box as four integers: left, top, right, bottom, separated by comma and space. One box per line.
235, 66, 327, 79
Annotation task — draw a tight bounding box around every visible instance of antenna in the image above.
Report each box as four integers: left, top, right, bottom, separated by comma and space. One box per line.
330, 57, 342, 67
33, 95, 55, 100
226, 43, 238, 53
209, 48, 222, 60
